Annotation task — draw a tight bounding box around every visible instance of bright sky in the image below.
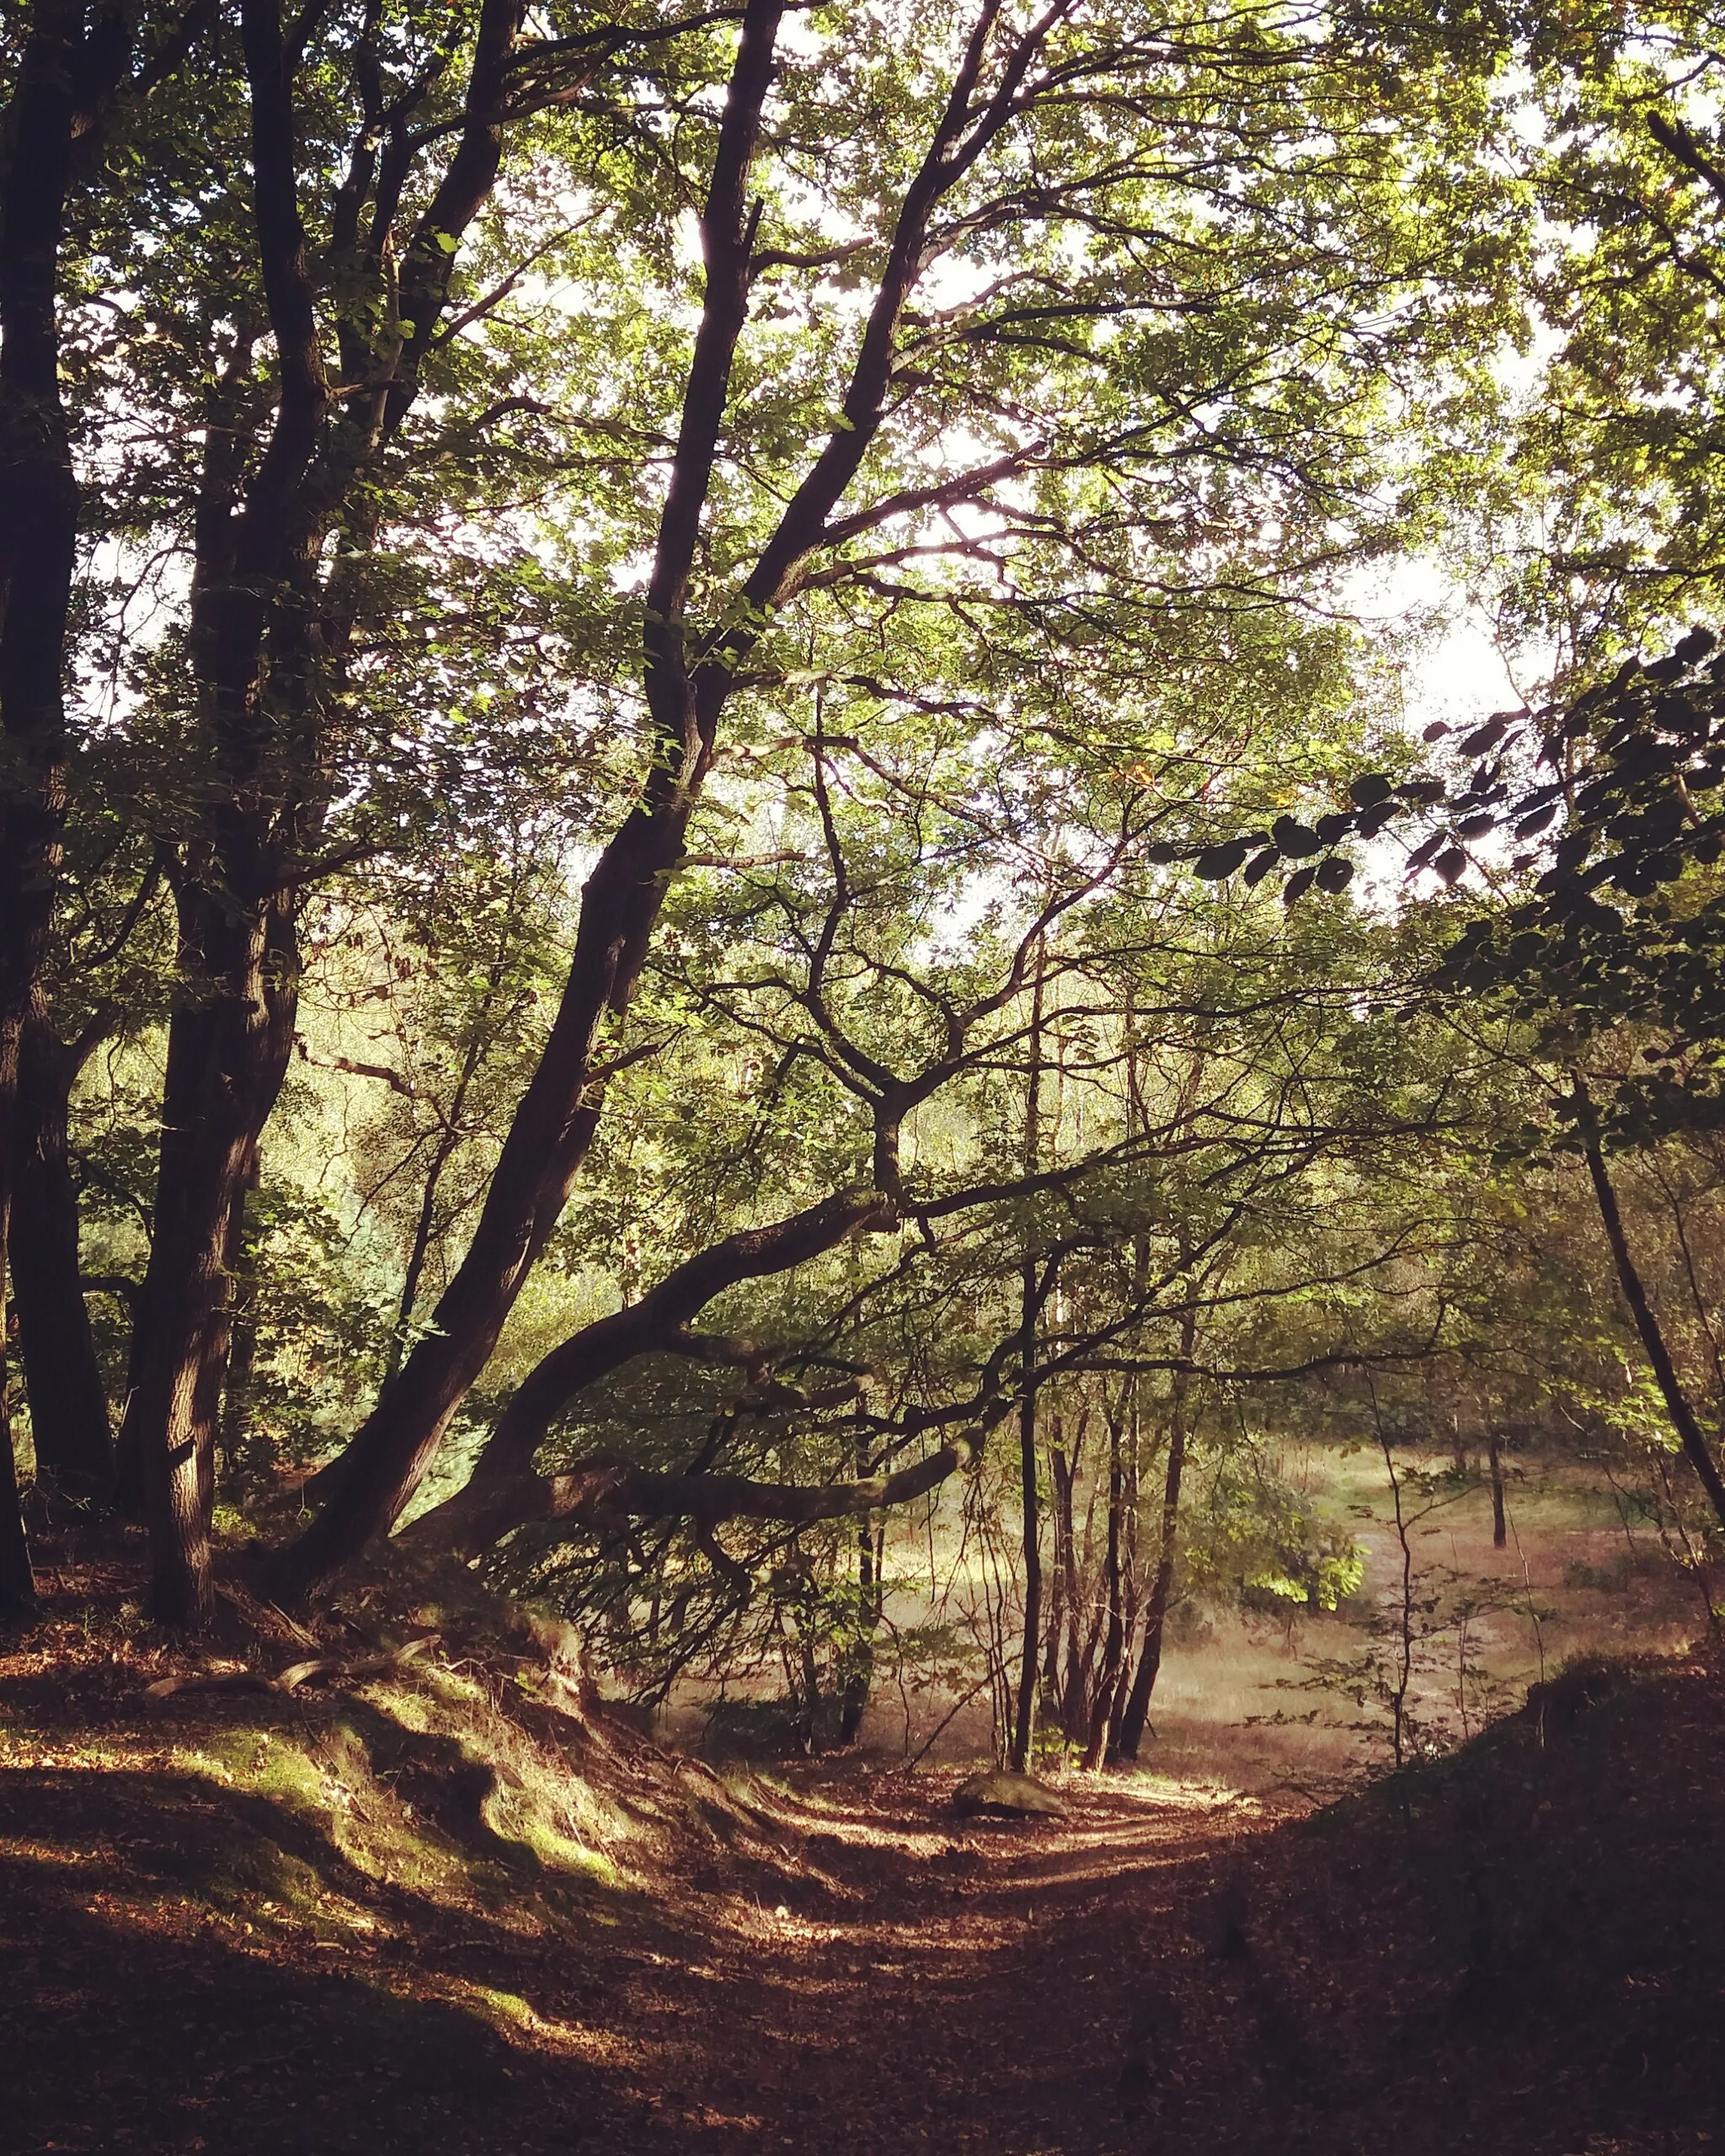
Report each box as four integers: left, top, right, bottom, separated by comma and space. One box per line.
1345, 554, 1547, 741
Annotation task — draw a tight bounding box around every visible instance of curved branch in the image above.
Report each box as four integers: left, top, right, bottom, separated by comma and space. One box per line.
405, 1184, 895, 1555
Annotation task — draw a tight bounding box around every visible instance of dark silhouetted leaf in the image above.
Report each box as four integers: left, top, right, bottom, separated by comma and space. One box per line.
1282, 865, 1316, 904
1315, 811, 1353, 843
1272, 816, 1322, 858
1456, 812, 1497, 838
1193, 838, 1251, 879
1514, 806, 1557, 839
1242, 849, 1279, 886
1349, 772, 1395, 806
1315, 856, 1354, 894
1422, 722, 1450, 743
1459, 715, 1511, 756
1435, 847, 1467, 883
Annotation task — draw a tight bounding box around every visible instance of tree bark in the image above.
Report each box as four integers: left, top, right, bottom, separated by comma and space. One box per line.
1580, 1114, 1725, 1533
1487, 1428, 1507, 1550
117, 889, 296, 1623
215, 1146, 260, 1478
1082, 1407, 1126, 1769
0, 0, 141, 1609
115, 0, 548, 1621
1113, 1326, 1195, 1763
9, 1011, 113, 1492
1010, 949, 1048, 1775
1010, 1270, 1044, 1774
1042, 1412, 1072, 1701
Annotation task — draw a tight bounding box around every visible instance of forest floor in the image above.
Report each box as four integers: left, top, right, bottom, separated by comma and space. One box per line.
3, 1529, 1723, 2154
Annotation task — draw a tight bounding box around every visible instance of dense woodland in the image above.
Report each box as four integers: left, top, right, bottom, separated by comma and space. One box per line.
4, 0, 1725, 1790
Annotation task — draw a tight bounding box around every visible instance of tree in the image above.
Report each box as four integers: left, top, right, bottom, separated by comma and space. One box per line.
0, 3, 213, 1613
3, 0, 1514, 1628
264, 0, 1508, 1609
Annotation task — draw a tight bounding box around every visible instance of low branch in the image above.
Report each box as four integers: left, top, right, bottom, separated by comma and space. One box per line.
403, 1185, 895, 1555
535, 1428, 983, 1535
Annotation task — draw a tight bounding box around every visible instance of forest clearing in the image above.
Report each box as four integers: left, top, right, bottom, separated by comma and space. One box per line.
6, 0, 1725, 2148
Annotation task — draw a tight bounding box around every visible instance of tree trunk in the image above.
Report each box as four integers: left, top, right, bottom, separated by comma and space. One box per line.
1042, 1413, 1071, 1699
838, 1522, 877, 1745
117, 889, 296, 1624
215, 1151, 260, 1480
1082, 1409, 1126, 1769
1113, 1337, 1194, 1764
0, 2, 99, 1623
403, 1185, 894, 1557
1010, 948, 1047, 1775
264, 0, 1024, 1601
9, 1011, 113, 1493
0, 1328, 34, 1621
1057, 1422, 1091, 1738
1010, 1267, 1044, 1775
839, 1393, 883, 1745
0, 2, 142, 1607
1580, 1113, 1725, 1533
1487, 1429, 1507, 1550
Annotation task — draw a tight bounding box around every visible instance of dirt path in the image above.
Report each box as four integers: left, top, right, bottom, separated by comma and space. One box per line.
8, 1570, 1722, 2156
1, 1738, 1268, 2156
598, 1768, 1268, 2155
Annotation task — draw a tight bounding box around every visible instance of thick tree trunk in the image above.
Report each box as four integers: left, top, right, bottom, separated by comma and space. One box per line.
0, 0, 139, 1613
9, 1011, 112, 1492
118, 889, 296, 1624
267, 0, 796, 1608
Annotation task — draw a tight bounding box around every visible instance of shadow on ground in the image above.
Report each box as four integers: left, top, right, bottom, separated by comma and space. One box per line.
0, 1763, 632, 2155
6, 1646, 1725, 2153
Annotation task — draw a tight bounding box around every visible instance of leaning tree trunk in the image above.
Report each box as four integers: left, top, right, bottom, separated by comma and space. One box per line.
265, 0, 1031, 1602
9, 1010, 113, 1493
1578, 1097, 1725, 1533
